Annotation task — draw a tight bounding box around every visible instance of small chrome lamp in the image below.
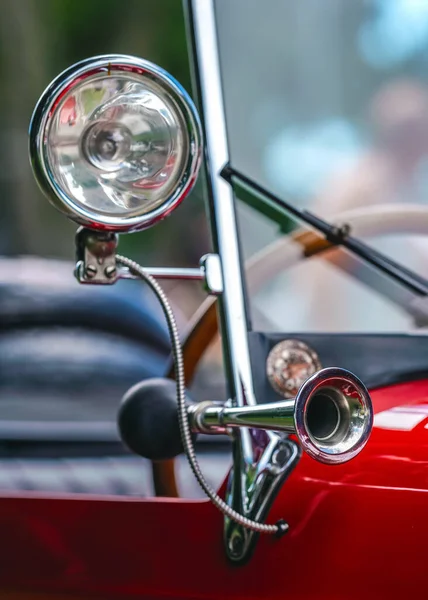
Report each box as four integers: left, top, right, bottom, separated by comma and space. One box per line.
29, 54, 202, 232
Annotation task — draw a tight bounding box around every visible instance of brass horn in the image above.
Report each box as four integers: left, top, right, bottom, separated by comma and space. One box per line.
190, 367, 373, 465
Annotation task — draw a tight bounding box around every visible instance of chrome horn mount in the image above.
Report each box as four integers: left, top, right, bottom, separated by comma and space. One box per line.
189, 366, 372, 561
190, 367, 373, 465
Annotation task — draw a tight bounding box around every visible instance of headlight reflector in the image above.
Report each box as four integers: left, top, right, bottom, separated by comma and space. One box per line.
29, 55, 202, 232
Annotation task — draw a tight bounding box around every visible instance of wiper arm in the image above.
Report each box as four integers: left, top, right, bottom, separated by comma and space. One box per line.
221, 165, 428, 297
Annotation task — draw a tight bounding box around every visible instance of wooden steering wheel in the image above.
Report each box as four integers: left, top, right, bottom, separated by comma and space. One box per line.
153, 203, 428, 496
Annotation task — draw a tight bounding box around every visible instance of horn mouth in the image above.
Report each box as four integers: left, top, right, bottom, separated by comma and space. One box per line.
294, 367, 373, 465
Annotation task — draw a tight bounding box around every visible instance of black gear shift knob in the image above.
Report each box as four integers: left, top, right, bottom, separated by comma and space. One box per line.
118, 378, 196, 460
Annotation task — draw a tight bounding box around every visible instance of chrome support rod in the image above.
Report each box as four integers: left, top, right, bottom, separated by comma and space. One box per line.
186, 0, 258, 430
120, 266, 204, 281
192, 400, 296, 433
184, 0, 299, 564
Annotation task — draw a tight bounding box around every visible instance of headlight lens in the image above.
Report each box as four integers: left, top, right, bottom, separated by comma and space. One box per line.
29, 55, 202, 232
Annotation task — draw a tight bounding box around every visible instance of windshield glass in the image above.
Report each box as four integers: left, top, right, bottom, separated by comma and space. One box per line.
215, 0, 428, 332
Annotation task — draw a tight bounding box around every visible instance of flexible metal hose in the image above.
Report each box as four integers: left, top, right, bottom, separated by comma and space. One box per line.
116, 255, 280, 535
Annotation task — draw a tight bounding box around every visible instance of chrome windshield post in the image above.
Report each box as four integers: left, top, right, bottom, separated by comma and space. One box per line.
184, 0, 300, 563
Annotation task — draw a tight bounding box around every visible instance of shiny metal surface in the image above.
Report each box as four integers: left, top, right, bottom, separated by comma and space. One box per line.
266, 339, 321, 398
75, 228, 119, 285
200, 253, 223, 295
186, 0, 257, 410
192, 398, 295, 432
190, 400, 226, 434
191, 367, 373, 465
118, 253, 222, 288
119, 265, 204, 281
186, 0, 301, 561
29, 54, 203, 232
294, 367, 373, 464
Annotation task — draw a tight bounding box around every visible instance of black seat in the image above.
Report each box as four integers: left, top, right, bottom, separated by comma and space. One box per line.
0, 257, 172, 495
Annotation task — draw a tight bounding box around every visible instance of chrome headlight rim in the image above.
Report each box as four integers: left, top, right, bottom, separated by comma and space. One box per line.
29, 54, 203, 233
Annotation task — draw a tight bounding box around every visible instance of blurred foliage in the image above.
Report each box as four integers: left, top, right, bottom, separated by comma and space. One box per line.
44, 0, 192, 88
0, 0, 209, 266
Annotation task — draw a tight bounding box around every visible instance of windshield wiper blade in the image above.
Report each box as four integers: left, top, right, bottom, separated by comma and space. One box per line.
221, 165, 428, 297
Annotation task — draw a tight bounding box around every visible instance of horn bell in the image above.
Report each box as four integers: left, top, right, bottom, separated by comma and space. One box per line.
189, 367, 373, 466
294, 367, 373, 465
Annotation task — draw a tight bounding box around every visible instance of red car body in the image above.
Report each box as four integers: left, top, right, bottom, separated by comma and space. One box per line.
1, 378, 426, 599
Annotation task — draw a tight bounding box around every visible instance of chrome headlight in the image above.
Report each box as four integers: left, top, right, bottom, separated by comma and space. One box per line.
29, 55, 202, 232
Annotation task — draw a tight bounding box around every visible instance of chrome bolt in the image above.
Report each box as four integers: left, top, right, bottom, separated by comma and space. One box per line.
104, 265, 117, 279
74, 261, 83, 280
272, 445, 289, 466
228, 532, 244, 556
85, 264, 97, 278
